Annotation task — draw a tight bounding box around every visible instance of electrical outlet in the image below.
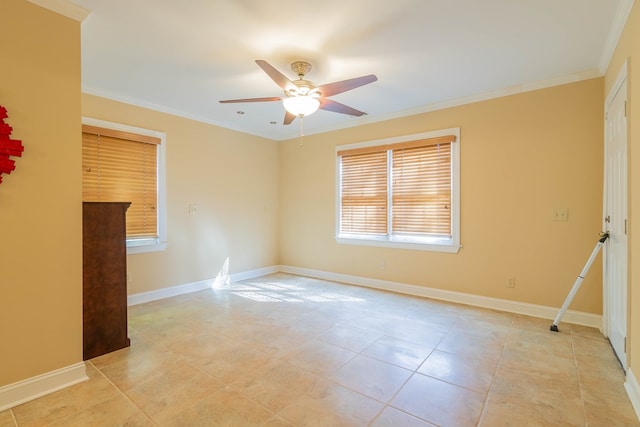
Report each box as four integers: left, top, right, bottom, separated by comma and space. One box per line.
508, 277, 516, 288
188, 204, 198, 215
552, 208, 568, 221
379, 262, 385, 270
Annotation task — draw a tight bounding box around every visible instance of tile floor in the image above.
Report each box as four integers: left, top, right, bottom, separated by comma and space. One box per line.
2, 273, 639, 426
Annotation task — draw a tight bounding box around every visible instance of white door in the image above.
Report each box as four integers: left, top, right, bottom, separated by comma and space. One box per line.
604, 74, 628, 369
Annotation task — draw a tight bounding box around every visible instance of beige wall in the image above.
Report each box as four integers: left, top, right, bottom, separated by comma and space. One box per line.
605, 1, 639, 376
279, 78, 604, 313
1, 0, 620, 396
0, 0, 82, 386
81, 95, 280, 295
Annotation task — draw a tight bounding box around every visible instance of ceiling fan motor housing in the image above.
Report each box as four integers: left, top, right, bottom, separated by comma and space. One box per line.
290, 61, 312, 78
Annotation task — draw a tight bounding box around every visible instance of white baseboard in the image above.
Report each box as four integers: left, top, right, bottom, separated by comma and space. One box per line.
625, 368, 640, 422
127, 265, 280, 306
0, 362, 87, 412
278, 265, 602, 329
127, 264, 601, 328
128, 279, 212, 306
231, 265, 280, 283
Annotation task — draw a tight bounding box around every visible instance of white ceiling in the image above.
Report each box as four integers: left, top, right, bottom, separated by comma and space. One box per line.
67, 0, 632, 141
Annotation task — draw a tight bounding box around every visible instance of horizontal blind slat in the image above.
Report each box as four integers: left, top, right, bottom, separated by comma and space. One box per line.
392, 143, 451, 235
82, 130, 159, 239
340, 151, 387, 234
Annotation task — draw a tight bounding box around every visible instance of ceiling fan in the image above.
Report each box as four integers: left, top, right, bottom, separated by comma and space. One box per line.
220, 60, 377, 125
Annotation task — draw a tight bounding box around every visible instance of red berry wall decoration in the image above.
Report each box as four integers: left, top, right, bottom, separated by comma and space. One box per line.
0, 105, 24, 185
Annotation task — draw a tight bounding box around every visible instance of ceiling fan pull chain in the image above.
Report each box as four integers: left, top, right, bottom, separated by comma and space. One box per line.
299, 117, 304, 147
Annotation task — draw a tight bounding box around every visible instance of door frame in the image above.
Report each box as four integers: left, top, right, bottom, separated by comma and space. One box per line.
603, 58, 629, 368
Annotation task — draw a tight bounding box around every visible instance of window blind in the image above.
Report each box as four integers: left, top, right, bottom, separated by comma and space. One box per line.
340, 150, 388, 235
82, 125, 160, 239
392, 143, 451, 236
338, 134, 454, 238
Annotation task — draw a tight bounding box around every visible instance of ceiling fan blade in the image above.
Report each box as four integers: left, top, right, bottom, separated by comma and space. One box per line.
219, 97, 282, 103
319, 99, 367, 116
284, 111, 296, 125
317, 74, 377, 97
256, 60, 295, 91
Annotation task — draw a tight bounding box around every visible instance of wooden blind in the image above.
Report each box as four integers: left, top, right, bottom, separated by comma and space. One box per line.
392, 143, 451, 236
339, 134, 454, 238
340, 150, 388, 235
82, 125, 160, 239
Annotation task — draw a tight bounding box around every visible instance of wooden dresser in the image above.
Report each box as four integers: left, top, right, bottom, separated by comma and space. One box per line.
82, 202, 131, 360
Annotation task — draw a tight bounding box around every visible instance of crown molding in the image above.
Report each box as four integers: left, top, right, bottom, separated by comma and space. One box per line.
296, 68, 603, 142
599, 0, 636, 73
26, 0, 91, 22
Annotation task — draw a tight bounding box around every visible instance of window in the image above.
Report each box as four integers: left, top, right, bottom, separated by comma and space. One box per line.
82, 118, 166, 253
336, 128, 460, 253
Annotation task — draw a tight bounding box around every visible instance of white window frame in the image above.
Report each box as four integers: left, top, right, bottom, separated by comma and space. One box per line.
82, 117, 167, 254
335, 128, 461, 253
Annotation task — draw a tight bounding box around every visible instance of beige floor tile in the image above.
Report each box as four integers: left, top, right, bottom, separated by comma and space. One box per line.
510, 314, 557, 332
383, 322, 449, 348
391, 372, 485, 426
12, 365, 119, 427
418, 349, 498, 393
460, 306, 514, 326
163, 387, 277, 426
229, 358, 325, 413
135, 320, 206, 349
127, 301, 197, 332
218, 320, 281, 342
499, 345, 578, 382
330, 354, 413, 402
436, 328, 506, 360
263, 415, 297, 426
43, 394, 153, 427
479, 399, 575, 427
582, 385, 640, 426
577, 354, 626, 389
0, 410, 15, 427
371, 406, 436, 426
92, 343, 191, 392
362, 335, 434, 371
191, 345, 274, 385
489, 365, 585, 425
278, 311, 340, 335
124, 363, 223, 423
278, 377, 385, 426
505, 327, 574, 358
317, 323, 385, 352
573, 334, 623, 366
160, 328, 240, 359
269, 330, 318, 357
408, 310, 461, 331
281, 338, 357, 376
352, 313, 417, 338
569, 323, 606, 340
313, 303, 373, 324
239, 326, 313, 357
88, 338, 143, 371
578, 363, 624, 383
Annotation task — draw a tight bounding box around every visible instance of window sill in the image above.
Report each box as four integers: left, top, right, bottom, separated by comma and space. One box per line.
336, 236, 461, 253
126, 241, 167, 254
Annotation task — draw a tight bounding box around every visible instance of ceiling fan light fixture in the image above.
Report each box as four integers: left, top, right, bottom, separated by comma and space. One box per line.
283, 95, 320, 117
220, 59, 377, 125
